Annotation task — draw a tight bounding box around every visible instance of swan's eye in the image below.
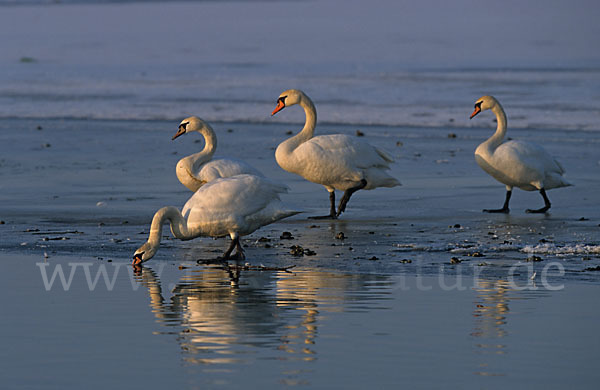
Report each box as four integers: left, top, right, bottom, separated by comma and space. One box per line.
180, 122, 189, 130
474, 101, 482, 109
278, 96, 287, 105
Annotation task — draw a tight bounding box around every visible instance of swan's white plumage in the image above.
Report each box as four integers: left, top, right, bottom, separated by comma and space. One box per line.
191, 158, 263, 185
472, 96, 571, 192
272, 89, 400, 192
475, 140, 568, 191
281, 133, 397, 190
182, 174, 295, 237
174, 116, 263, 192
133, 174, 299, 263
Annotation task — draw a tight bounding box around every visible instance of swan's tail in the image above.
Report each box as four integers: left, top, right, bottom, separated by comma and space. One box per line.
546, 158, 572, 189
545, 172, 572, 189
246, 204, 302, 232
381, 178, 402, 188
364, 168, 401, 189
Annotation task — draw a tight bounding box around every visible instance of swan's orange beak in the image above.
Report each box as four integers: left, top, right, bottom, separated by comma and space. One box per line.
470, 106, 481, 119
172, 126, 186, 140
132, 253, 144, 266
271, 100, 285, 116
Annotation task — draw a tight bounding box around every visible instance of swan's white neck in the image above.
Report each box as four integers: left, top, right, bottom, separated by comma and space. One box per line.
297, 95, 317, 142
483, 103, 508, 151
275, 95, 317, 169
176, 124, 217, 191
146, 206, 195, 248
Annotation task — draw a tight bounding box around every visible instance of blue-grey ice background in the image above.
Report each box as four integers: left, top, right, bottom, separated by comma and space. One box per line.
1, 0, 599, 130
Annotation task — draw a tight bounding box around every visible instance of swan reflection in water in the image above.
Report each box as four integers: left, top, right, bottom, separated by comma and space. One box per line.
134, 263, 392, 365
471, 278, 537, 377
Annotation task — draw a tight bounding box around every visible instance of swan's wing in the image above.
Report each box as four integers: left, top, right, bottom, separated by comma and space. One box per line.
196, 158, 264, 182
497, 140, 563, 175
490, 140, 570, 189
182, 174, 288, 222
296, 134, 393, 172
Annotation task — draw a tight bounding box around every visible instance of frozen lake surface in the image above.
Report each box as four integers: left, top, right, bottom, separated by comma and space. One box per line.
1, 1, 600, 388
1, 118, 600, 388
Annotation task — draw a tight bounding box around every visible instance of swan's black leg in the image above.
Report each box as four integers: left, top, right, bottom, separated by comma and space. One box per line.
336, 179, 367, 217
309, 191, 337, 219
229, 239, 246, 261
219, 236, 239, 260
526, 188, 551, 213
484, 189, 511, 213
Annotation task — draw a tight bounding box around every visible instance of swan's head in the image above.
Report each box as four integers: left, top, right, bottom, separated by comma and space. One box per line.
271, 89, 306, 116
172, 116, 209, 140
132, 241, 158, 265
470, 96, 499, 119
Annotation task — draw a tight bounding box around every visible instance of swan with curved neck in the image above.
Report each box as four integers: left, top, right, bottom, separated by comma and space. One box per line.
470, 95, 571, 213
133, 174, 300, 264
271, 89, 400, 219
173, 116, 263, 192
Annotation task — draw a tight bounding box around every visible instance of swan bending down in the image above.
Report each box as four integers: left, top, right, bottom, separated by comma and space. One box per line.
173, 116, 263, 192
133, 174, 300, 264
470, 96, 571, 213
271, 89, 400, 219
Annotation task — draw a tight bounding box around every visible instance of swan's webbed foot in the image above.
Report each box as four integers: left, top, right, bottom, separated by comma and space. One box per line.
198, 257, 228, 265
526, 206, 550, 214
526, 189, 551, 214
308, 213, 337, 220
309, 191, 337, 219
219, 236, 246, 261
483, 207, 510, 214
199, 252, 244, 264
484, 189, 511, 214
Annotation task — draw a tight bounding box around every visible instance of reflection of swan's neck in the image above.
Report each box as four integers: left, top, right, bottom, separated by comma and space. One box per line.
483, 104, 508, 151
135, 266, 184, 322
147, 206, 195, 248
176, 125, 217, 191
275, 95, 317, 166
138, 267, 166, 314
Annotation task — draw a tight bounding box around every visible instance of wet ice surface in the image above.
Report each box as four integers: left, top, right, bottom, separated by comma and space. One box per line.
1, 118, 600, 388
1, 118, 599, 281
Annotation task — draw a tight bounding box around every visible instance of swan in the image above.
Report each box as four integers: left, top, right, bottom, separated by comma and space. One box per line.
133, 174, 300, 264
470, 95, 571, 213
172, 116, 263, 192
271, 89, 400, 219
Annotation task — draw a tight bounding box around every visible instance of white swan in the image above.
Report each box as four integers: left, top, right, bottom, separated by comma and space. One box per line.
470, 95, 571, 213
172, 116, 263, 192
133, 174, 300, 264
271, 89, 400, 219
